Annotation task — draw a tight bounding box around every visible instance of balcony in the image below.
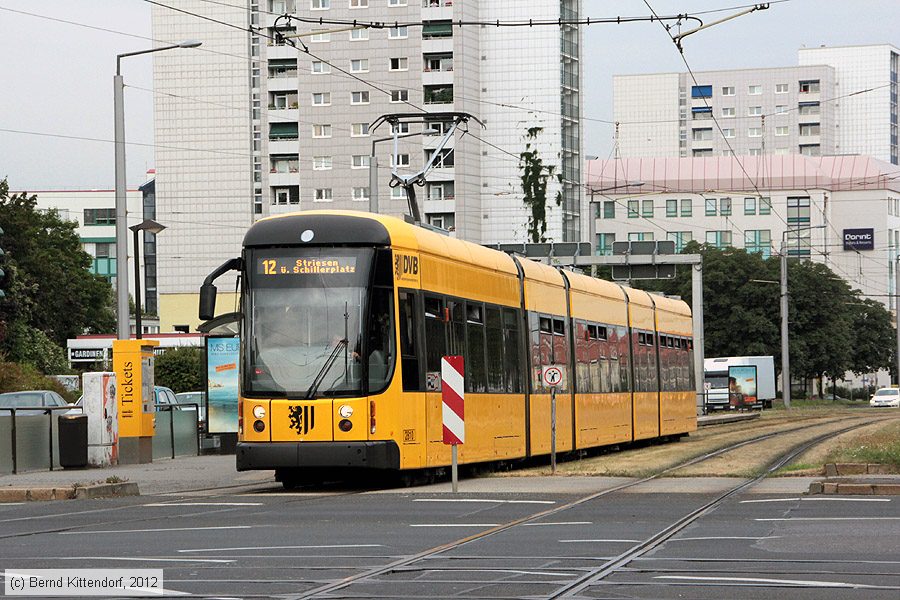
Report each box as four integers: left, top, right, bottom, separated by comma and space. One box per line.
268, 76, 298, 92
268, 139, 300, 155
424, 85, 453, 105
422, 0, 453, 19
268, 171, 299, 187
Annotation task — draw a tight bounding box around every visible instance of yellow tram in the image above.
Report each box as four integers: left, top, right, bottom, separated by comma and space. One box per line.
199, 211, 696, 482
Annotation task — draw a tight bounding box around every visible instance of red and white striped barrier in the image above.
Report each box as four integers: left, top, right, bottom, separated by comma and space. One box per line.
441, 356, 465, 445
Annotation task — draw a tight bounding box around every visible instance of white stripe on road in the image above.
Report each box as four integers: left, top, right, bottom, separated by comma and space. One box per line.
655, 575, 877, 588
59, 526, 252, 535
671, 536, 782, 542
523, 522, 592, 526
741, 497, 891, 504
559, 539, 640, 543
144, 503, 263, 507
410, 523, 499, 528
756, 517, 900, 522
423, 569, 578, 577
47, 556, 236, 564
412, 499, 555, 505
177, 544, 383, 553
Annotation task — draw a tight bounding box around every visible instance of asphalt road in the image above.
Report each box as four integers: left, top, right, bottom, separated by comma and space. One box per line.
0, 477, 898, 599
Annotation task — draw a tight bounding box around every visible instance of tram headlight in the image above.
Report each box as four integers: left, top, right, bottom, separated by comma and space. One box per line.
253, 420, 265, 433
338, 419, 353, 432
338, 405, 353, 418
252, 405, 266, 419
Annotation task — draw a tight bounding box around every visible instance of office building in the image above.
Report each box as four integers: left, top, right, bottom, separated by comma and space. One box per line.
150, 0, 582, 332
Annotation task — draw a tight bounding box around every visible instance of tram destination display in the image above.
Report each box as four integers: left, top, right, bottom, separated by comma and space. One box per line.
256, 256, 358, 277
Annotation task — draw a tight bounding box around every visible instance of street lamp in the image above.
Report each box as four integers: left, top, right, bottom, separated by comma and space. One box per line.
115, 40, 201, 340
129, 219, 166, 339
780, 224, 826, 409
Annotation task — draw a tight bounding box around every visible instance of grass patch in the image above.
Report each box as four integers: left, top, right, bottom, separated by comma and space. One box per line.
824, 420, 900, 469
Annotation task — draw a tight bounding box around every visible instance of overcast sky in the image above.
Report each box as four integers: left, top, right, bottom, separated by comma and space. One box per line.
0, 0, 898, 190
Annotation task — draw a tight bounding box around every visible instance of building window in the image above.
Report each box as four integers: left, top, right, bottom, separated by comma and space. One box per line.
311, 92, 331, 106
596, 233, 616, 255
721, 86, 735, 96
351, 155, 371, 168
312, 124, 332, 138
392, 153, 411, 167
270, 155, 299, 173
705, 198, 717, 216
349, 27, 369, 41
310, 60, 330, 74
314, 188, 333, 202
799, 144, 821, 156
349, 0, 367, 7
312, 156, 332, 170
390, 57, 408, 71
427, 181, 453, 200
691, 85, 713, 98
352, 186, 370, 201
749, 148, 762, 156
721, 107, 735, 118
603, 201, 615, 219
719, 197, 732, 216
424, 85, 453, 104
388, 26, 408, 39
680, 199, 692, 217
390, 89, 409, 103
706, 230, 732, 248
428, 213, 455, 231
722, 128, 735, 138
748, 106, 763, 116
748, 84, 762, 95
310, 31, 330, 42
351, 122, 370, 137
748, 127, 762, 137
391, 187, 407, 199
799, 102, 820, 115
627, 200, 639, 218
744, 230, 772, 257
351, 91, 370, 104
775, 126, 789, 136
692, 128, 713, 141
628, 232, 654, 241
422, 21, 452, 39
693, 148, 713, 157
311, 0, 330, 7
799, 123, 820, 136
269, 122, 299, 140
799, 80, 820, 94
84, 208, 116, 226
775, 105, 788, 114
388, 0, 406, 5
350, 58, 369, 72
744, 197, 757, 215
272, 186, 300, 205
692, 106, 712, 120
667, 231, 693, 252
776, 83, 789, 93
759, 197, 771, 215
392, 122, 410, 134
666, 199, 677, 217
642, 199, 654, 217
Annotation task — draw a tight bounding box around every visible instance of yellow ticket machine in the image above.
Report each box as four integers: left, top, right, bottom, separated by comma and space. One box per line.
113, 339, 159, 464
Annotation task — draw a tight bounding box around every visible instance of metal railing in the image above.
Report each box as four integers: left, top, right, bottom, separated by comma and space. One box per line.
0, 405, 83, 475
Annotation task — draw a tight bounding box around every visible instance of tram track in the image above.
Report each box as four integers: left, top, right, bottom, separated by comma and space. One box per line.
285, 414, 883, 599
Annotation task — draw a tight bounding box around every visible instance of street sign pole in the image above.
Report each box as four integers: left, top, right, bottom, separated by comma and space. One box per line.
451, 443, 458, 493
550, 386, 557, 474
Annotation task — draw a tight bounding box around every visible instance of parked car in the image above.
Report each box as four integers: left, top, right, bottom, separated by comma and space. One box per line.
870, 387, 900, 408
154, 386, 182, 411
0, 390, 70, 415
175, 391, 207, 431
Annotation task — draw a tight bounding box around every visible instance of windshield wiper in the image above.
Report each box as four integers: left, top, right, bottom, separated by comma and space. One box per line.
304, 338, 348, 399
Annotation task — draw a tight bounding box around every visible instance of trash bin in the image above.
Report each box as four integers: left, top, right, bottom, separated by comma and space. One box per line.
58, 414, 88, 469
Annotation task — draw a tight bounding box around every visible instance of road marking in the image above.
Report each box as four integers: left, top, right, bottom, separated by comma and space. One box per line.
523, 521, 593, 526
412, 499, 556, 505
756, 517, 900, 522
559, 538, 640, 543
177, 544, 383, 553
671, 536, 782, 541
144, 502, 263, 507
655, 575, 877, 588
59, 525, 252, 535
0, 503, 23, 506
421, 568, 577, 577
741, 497, 891, 504
47, 556, 236, 564
410, 523, 500, 528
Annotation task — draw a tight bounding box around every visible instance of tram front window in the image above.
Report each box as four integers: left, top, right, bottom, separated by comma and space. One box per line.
245, 248, 390, 398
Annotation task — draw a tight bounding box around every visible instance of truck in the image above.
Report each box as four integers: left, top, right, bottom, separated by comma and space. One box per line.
703, 356, 777, 411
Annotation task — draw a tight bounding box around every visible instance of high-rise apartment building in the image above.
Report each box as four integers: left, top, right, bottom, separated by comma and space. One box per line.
150, 0, 582, 332
614, 44, 898, 165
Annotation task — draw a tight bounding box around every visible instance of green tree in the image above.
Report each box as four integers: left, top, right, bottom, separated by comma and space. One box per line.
845, 298, 893, 376
155, 346, 203, 393
0, 179, 115, 371
518, 127, 560, 243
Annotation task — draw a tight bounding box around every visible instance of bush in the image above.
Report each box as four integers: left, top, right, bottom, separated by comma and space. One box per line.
155, 346, 203, 394
0, 358, 75, 401
2, 321, 70, 375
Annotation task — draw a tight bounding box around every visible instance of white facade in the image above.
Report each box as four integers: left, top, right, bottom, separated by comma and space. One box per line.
614, 44, 898, 165
150, 0, 582, 331
585, 155, 900, 310
799, 44, 899, 165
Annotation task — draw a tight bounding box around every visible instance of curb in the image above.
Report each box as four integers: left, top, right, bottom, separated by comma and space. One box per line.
824, 463, 895, 476
807, 480, 900, 495
697, 412, 761, 427
0, 482, 139, 502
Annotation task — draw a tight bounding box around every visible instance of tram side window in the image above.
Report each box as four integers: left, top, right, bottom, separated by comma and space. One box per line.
502, 308, 522, 393
552, 319, 569, 393
574, 321, 591, 394
366, 287, 394, 392
398, 291, 423, 392
465, 302, 487, 393
449, 300, 466, 356
423, 296, 447, 387
485, 307, 504, 393
646, 330, 659, 392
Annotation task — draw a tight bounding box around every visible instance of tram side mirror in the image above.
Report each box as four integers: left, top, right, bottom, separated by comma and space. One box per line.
199, 283, 217, 321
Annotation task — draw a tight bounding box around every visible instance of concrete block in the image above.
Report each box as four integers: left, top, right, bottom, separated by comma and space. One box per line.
824, 464, 839, 477
836, 463, 868, 475
872, 484, 900, 495
73, 482, 139, 499
807, 481, 824, 495
867, 464, 893, 475
837, 483, 874, 495
0, 489, 26, 502
822, 482, 838, 494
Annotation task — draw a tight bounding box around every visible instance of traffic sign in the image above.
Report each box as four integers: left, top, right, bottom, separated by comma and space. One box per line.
441, 356, 465, 445
542, 365, 563, 387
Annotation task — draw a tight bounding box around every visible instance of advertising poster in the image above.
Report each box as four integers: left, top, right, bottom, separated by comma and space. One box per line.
206, 337, 240, 434
728, 365, 759, 410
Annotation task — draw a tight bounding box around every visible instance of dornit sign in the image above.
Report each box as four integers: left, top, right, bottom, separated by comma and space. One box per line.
843, 228, 874, 251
